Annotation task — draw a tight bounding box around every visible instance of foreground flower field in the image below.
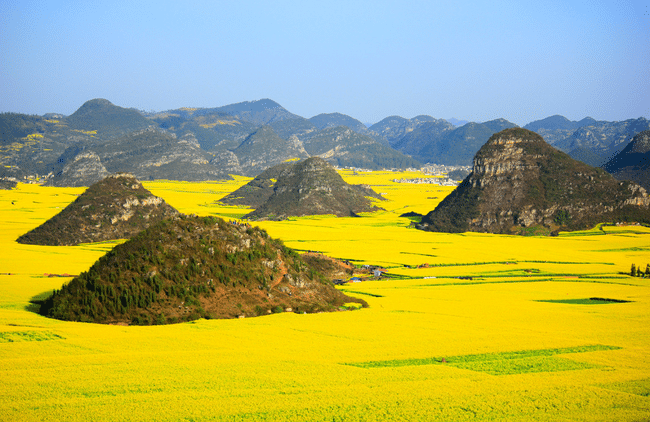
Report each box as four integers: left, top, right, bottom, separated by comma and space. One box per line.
1, 171, 649, 421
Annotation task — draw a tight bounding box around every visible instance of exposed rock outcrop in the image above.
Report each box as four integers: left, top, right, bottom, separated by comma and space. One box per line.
417, 128, 650, 234
17, 174, 179, 245
46, 150, 109, 187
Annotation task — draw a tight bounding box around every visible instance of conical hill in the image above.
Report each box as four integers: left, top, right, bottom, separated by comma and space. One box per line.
417, 128, 650, 234
244, 157, 384, 220
219, 161, 295, 208
603, 130, 650, 190
38, 214, 367, 324
17, 174, 178, 245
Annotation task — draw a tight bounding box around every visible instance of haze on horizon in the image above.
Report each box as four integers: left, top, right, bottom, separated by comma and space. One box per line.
1, 0, 648, 127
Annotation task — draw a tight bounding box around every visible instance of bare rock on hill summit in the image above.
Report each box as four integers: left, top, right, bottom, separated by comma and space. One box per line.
46, 150, 110, 187
417, 128, 650, 235
242, 157, 384, 220
17, 174, 178, 245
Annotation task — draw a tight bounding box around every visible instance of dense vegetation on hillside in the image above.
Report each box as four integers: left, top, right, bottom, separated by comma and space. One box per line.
39, 214, 367, 324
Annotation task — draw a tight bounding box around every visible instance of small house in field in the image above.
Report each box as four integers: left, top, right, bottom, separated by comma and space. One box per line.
350, 277, 362, 283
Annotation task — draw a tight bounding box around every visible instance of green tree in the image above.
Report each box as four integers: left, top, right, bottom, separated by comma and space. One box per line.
631, 263, 636, 277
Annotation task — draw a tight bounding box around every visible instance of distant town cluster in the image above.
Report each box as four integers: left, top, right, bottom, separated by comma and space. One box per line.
390, 164, 472, 186
391, 177, 459, 186
421, 164, 472, 176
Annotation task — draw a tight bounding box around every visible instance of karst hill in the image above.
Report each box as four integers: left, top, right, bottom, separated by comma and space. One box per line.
417, 128, 650, 235
219, 161, 295, 208
38, 214, 367, 324
17, 174, 179, 245
603, 130, 650, 190
240, 157, 384, 220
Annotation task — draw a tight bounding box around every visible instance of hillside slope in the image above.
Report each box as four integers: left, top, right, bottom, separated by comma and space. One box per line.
417, 128, 650, 234
245, 157, 383, 220
18, 174, 179, 245
603, 130, 650, 190
38, 214, 366, 324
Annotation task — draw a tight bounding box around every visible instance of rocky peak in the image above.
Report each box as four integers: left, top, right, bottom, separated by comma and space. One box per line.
17, 174, 179, 245
245, 157, 383, 220
417, 128, 650, 235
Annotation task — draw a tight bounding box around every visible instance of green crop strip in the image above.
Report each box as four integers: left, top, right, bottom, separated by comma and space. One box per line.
345, 345, 621, 375
536, 297, 631, 305
0, 330, 64, 343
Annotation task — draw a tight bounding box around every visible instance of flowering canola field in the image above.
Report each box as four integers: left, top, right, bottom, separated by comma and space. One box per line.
1, 171, 649, 421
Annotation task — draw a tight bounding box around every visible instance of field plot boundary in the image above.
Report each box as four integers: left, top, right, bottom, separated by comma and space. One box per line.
344, 345, 622, 375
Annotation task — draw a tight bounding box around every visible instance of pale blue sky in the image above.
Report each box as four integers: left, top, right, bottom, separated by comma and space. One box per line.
1, 0, 648, 126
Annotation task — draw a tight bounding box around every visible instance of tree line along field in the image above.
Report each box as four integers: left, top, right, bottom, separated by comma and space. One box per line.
1, 170, 649, 421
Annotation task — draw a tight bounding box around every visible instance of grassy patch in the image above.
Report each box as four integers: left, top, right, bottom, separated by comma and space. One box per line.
339, 290, 384, 298
599, 378, 650, 397
345, 345, 621, 375
0, 330, 64, 343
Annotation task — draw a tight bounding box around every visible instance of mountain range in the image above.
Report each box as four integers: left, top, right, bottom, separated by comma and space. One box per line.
1, 98, 648, 185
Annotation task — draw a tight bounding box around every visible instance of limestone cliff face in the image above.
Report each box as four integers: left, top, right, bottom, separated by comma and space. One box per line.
17, 174, 179, 245
232, 126, 310, 177
46, 151, 109, 187
418, 128, 650, 234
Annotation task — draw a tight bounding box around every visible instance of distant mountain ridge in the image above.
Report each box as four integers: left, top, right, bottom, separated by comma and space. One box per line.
393, 118, 518, 165
524, 115, 650, 166
1, 98, 648, 184
603, 130, 650, 190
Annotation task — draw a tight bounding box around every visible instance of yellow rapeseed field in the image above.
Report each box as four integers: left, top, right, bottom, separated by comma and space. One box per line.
1, 171, 649, 421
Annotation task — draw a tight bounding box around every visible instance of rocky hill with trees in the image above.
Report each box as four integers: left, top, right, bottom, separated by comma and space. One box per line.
219, 161, 295, 208
417, 128, 650, 235
38, 214, 367, 324
17, 174, 179, 245
244, 157, 384, 220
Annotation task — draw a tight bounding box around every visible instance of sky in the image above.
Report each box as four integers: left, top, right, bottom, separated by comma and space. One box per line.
1, 0, 648, 126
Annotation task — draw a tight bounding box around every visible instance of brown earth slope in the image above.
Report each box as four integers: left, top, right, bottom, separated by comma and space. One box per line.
38, 214, 367, 324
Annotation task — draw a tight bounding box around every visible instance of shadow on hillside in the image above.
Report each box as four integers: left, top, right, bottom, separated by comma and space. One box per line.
26, 290, 53, 314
